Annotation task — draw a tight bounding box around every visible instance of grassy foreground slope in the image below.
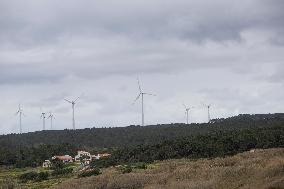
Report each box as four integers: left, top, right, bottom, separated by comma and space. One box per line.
54, 148, 284, 189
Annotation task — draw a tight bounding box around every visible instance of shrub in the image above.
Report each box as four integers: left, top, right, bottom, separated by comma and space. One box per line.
121, 165, 132, 174
90, 158, 116, 169
78, 168, 101, 177
51, 159, 65, 170
19, 171, 38, 182
36, 171, 49, 181
133, 162, 147, 169
51, 167, 73, 176
19, 171, 49, 182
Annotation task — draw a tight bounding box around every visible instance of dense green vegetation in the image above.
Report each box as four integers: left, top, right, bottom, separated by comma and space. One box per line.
103, 126, 284, 166
77, 168, 101, 178
0, 143, 77, 167
19, 171, 49, 183
1, 113, 284, 149
0, 113, 284, 168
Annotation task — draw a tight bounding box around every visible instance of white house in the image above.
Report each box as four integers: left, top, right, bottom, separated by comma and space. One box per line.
42, 160, 52, 168
75, 151, 92, 162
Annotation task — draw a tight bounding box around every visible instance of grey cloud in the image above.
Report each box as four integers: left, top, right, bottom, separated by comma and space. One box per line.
1, 0, 284, 47
0, 63, 63, 84
0, 0, 284, 134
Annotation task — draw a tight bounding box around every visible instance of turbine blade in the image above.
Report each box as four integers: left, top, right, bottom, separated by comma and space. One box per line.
74, 93, 84, 102
182, 103, 187, 109
132, 93, 141, 104
64, 99, 72, 103
74, 96, 80, 102
144, 93, 156, 96
137, 78, 142, 93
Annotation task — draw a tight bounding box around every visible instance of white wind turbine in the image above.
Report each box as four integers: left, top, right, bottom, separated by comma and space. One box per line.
183, 103, 194, 124
15, 104, 24, 134
64, 94, 83, 130
133, 78, 155, 126
205, 104, 212, 123
48, 112, 55, 130
40, 108, 46, 130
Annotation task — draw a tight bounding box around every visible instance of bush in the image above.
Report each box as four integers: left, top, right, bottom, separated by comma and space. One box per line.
19, 171, 49, 182
121, 165, 132, 174
90, 158, 116, 169
19, 171, 38, 182
78, 168, 101, 177
51, 167, 73, 176
36, 171, 49, 181
51, 159, 65, 170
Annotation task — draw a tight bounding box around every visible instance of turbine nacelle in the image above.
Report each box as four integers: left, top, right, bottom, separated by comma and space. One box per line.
41, 112, 46, 118
183, 103, 194, 112
15, 104, 23, 115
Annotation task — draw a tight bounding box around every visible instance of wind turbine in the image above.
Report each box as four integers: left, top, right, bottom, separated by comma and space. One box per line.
15, 104, 24, 134
205, 104, 212, 123
40, 109, 46, 130
183, 103, 193, 124
48, 112, 55, 130
65, 94, 83, 130
133, 78, 155, 126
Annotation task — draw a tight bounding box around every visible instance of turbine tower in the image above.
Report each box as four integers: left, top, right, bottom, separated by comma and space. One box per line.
183, 103, 193, 124
40, 110, 46, 130
205, 104, 212, 123
65, 94, 82, 130
133, 78, 155, 126
48, 112, 55, 130
15, 104, 24, 134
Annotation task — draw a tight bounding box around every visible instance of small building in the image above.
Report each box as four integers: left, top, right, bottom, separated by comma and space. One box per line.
92, 153, 111, 160
42, 160, 52, 168
75, 151, 92, 162
98, 153, 111, 159
52, 155, 73, 163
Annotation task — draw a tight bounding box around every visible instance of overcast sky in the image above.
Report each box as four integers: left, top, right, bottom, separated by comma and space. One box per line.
0, 0, 283, 134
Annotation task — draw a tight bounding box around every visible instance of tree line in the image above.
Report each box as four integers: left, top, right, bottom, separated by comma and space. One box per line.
101, 125, 284, 166
1, 113, 284, 149
0, 113, 284, 168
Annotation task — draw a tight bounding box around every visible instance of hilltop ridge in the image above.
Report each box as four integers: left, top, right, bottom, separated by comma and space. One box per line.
1, 113, 284, 149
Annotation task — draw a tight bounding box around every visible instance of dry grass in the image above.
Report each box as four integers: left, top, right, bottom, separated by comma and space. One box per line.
53, 148, 284, 189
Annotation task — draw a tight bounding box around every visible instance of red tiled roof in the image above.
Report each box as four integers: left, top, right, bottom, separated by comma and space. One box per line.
54, 156, 73, 161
